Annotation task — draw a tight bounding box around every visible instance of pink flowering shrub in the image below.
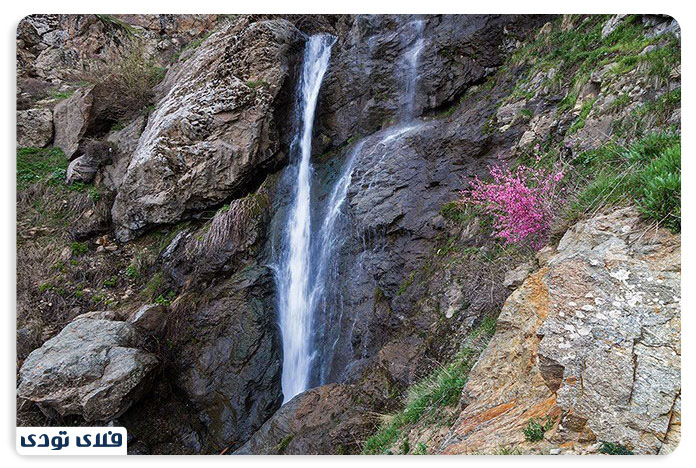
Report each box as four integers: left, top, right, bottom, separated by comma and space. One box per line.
462, 158, 565, 250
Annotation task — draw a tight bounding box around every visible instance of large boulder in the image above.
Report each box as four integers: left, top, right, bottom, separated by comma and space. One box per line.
111, 18, 304, 241
16, 108, 53, 147
65, 139, 115, 184
17, 313, 159, 421
440, 208, 681, 454
53, 86, 94, 158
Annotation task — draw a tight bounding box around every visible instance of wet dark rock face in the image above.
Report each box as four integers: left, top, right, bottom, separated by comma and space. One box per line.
315, 15, 550, 152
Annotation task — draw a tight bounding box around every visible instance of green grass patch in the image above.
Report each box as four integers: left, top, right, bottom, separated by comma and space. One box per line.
362, 321, 495, 456
566, 132, 680, 231
17, 147, 67, 189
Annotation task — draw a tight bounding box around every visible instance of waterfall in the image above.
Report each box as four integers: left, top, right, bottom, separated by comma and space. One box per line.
401, 18, 425, 123
276, 34, 337, 403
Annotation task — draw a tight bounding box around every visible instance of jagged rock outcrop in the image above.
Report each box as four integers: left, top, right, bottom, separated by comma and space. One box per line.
111, 18, 304, 241
440, 208, 681, 454
17, 14, 218, 81
17, 311, 159, 421
143, 178, 282, 451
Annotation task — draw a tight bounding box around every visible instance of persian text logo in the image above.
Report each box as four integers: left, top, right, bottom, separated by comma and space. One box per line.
17, 427, 127, 455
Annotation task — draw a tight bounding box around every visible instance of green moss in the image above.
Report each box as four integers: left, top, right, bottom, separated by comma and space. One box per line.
276, 434, 293, 454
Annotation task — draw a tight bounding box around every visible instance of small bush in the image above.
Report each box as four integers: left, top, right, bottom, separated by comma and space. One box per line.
567, 132, 680, 231
103, 276, 118, 288
462, 155, 566, 250
599, 441, 633, 455
124, 265, 139, 279
523, 416, 555, 442
635, 144, 680, 231
70, 242, 89, 256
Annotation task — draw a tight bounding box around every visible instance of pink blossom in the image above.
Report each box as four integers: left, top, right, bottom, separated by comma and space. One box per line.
462, 161, 565, 250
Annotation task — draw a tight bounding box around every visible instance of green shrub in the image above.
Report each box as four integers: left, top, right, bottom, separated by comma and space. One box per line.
568, 132, 680, 231
599, 441, 633, 455
523, 416, 555, 442
103, 276, 118, 287
635, 144, 680, 231
124, 265, 139, 279
70, 242, 89, 256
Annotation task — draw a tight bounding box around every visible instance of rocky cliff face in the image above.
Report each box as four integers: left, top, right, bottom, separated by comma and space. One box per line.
16, 14, 680, 455
440, 208, 680, 455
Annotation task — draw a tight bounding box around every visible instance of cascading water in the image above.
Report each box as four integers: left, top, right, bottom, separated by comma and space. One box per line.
276, 34, 337, 403
276, 19, 428, 400
401, 18, 425, 123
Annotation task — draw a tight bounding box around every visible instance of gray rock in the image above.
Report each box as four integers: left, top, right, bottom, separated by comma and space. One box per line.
601, 15, 628, 39
503, 261, 533, 289
65, 139, 114, 184
17, 108, 53, 147
172, 265, 282, 449
17, 315, 158, 421
101, 116, 146, 191
111, 19, 304, 241
128, 304, 168, 335
236, 383, 373, 455
439, 207, 680, 455
538, 207, 681, 454
53, 86, 94, 158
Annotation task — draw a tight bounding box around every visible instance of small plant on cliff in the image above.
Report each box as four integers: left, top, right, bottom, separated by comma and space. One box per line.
598, 441, 633, 455
523, 415, 555, 442
462, 154, 566, 250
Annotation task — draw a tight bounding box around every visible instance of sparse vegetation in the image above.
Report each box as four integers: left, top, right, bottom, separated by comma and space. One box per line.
566, 132, 680, 231
523, 415, 555, 442
599, 441, 633, 455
